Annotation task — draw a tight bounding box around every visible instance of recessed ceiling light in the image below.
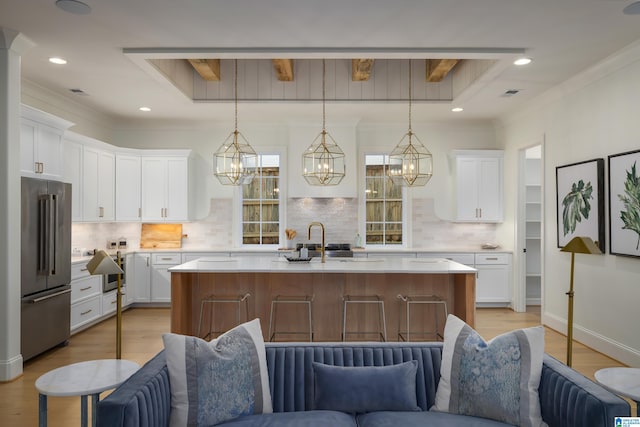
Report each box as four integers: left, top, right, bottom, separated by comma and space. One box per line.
139, 107, 151, 112
55, 0, 92, 15
513, 57, 532, 66
49, 57, 67, 65
623, 1, 640, 14
451, 107, 464, 112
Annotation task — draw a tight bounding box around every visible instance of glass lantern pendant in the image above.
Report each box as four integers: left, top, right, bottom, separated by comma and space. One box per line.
302, 59, 346, 186
388, 60, 433, 187
214, 59, 257, 185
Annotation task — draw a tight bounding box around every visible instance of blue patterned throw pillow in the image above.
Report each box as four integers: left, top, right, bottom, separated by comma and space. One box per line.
163, 319, 273, 427
432, 314, 547, 427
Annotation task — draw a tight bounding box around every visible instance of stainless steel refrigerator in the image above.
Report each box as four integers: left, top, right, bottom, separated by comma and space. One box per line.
21, 176, 72, 361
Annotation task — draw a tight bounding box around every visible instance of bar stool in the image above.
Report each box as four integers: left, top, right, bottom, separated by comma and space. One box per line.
397, 294, 448, 341
268, 295, 314, 342
198, 293, 251, 341
342, 295, 387, 341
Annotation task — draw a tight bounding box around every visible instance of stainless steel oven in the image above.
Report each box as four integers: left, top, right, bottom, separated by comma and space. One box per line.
103, 255, 125, 293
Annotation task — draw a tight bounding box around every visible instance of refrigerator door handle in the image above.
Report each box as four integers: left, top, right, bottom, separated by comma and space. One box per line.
38, 195, 48, 274
51, 194, 58, 275
30, 288, 71, 304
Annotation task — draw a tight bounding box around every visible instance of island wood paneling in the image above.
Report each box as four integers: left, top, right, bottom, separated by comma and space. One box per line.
171, 271, 475, 341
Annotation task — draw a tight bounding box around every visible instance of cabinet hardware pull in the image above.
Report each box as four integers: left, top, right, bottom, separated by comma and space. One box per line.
138, 207, 141, 218
80, 286, 92, 291
161, 257, 172, 260
486, 257, 498, 260
80, 268, 88, 272
81, 309, 92, 315
146, 257, 150, 267
479, 208, 482, 217
111, 301, 117, 305
99, 206, 104, 217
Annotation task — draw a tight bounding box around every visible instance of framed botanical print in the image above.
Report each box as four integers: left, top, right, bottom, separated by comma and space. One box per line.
556, 158, 605, 251
609, 149, 640, 257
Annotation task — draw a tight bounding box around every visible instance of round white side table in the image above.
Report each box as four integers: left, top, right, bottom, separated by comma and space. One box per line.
595, 367, 640, 416
35, 359, 140, 427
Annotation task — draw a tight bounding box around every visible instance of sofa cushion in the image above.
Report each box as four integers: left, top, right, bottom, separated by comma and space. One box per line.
217, 410, 357, 426
357, 410, 513, 427
433, 314, 546, 427
312, 361, 420, 413
162, 319, 272, 427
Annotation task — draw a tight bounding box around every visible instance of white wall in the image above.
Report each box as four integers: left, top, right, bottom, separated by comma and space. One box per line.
497, 40, 640, 365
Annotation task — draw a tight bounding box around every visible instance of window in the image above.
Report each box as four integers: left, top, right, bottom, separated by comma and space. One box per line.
365, 155, 403, 245
242, 154, 280, 245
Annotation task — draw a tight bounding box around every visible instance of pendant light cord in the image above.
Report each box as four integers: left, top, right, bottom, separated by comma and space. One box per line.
234, 59, 238, 132
408, 59, 412, 133
322, 59, 326, 132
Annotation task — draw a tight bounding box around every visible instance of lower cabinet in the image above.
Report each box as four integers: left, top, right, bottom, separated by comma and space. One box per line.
474, 253, 511, 306
151, 253, 181, 303
70, 263, 102, 333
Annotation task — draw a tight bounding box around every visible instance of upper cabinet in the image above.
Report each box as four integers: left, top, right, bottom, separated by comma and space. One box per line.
83, 146, 116, 221
115, 153, 142, 221
141, 152, 194, 222
287, 123, 358, 198
453, 150, 504, 223
21, 105, 73, 181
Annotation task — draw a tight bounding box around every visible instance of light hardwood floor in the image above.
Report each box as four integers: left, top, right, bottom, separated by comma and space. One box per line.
0, 307, 628, 426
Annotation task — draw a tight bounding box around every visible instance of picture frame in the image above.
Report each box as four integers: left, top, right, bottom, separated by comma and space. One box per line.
608, 149, 640, 258
556, 158, 605, 251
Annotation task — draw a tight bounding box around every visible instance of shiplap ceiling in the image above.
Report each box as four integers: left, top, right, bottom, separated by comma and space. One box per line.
2, 0, 640, 125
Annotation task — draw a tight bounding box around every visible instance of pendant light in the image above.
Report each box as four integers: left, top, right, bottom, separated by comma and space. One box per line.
388, 60, 433, 187
214, 59, 257, 185
302, 59, 346, 186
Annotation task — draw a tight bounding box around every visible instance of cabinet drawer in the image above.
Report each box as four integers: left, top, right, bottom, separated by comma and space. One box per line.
71, 262, 91, 280
475, 253, 510, 265
71, 296, 101, 331
102, 289, 125, 315
420, 253, 475, 266
71, 276, 102, 304
151, 253, 181, 265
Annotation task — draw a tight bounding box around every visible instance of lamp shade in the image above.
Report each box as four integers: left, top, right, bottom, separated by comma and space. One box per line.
86, 250, 123, 275
560, 236, 602, 255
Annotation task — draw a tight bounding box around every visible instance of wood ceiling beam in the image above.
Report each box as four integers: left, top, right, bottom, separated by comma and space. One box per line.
272, 59, 294, 81
352, 59, 374, 81
425, 59, 460, 82
187, 59, 220, 81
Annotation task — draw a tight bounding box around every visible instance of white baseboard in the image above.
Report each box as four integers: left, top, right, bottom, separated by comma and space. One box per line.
0, 354, 23, 382
543, 311, 640, 367
526, 298, 541, 306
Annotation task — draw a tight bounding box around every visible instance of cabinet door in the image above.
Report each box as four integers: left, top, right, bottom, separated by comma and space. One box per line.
165, 157, 189, 221
98, 150, 115, 221
82, 146, 101, 221
151, 265, 172, 302
477, 157, 502, 221
456, 158, 479, 221
20, 119, 38, 176
475, 265, 510, 304
134, 253, 151, 303
64, 141, 83, 222
141, 157, 167, 221
37, 124, 65, 179
115, 154, 141, 221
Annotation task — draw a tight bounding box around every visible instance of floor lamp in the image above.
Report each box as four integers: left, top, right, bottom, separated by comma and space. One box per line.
560, 236, 601, 367
86, 250, 124, 359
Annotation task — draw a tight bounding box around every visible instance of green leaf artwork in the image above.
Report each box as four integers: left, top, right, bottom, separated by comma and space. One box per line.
618, 161, 640, 250
562, 179, 593, 236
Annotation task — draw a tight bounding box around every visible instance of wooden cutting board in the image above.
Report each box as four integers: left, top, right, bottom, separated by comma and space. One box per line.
140, 223, 183, 248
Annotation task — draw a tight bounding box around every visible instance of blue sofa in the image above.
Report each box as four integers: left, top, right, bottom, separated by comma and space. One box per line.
97, 342, 630, 427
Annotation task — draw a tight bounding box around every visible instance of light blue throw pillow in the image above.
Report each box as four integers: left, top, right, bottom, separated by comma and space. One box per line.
163, 319, 272, 427
432, 314, 547, 427
312, 361, 420, 413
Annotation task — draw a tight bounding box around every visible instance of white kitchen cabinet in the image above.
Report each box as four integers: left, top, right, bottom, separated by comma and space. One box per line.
124, 253, 136, 306
115, 153, 142, 221
20, 105, 73, 180
141, 153, 193, 222
419, 252, 475, 266
70, 261, 102, 333
150, 253, 181, 303
474, 253, 511, 305
82, 145, 116, 222
64, 140, 83, 222
102, 289, 126, 316
453, 150, 503, 222
133, 253, 151, 303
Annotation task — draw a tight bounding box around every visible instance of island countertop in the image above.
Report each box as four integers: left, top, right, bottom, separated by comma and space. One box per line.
170, 256, 477, 340
169, 256, 477, 274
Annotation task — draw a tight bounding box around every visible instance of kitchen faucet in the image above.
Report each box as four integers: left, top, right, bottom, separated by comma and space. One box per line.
308, 222, 325, 263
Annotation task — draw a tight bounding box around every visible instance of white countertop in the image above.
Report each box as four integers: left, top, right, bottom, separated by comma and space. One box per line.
169, 256, 476, 274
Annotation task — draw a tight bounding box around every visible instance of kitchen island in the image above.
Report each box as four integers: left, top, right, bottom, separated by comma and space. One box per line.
169, 257, 477, 341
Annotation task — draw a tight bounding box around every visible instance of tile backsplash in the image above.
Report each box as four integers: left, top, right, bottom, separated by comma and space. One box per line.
72, 197, 498, 252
